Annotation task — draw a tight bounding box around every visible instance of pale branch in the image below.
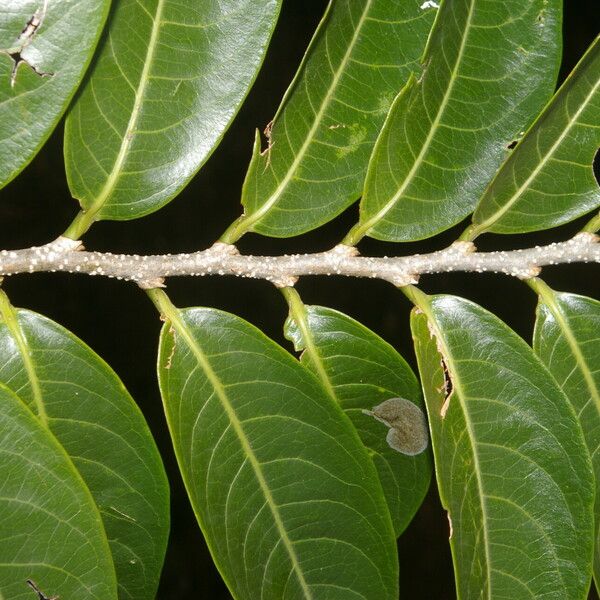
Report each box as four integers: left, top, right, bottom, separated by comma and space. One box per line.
0, 233, 597, 289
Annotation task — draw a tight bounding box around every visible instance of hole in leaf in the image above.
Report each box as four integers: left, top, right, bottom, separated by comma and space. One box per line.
506, 140, 518, 150
4, 1, 52, 88
439, 355, 454, 418
26, 579, 58, 600
363, 397, 429, 456
593, 146, 600, 188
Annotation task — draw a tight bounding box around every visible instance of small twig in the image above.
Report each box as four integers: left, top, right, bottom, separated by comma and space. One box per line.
0, 233, 597, 289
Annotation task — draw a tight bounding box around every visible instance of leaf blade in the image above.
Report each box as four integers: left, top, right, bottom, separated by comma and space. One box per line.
284, 299, 432, 536
156, 301, 398, 600
532, 284, 600, 592
0, 0, 110, 189
471, 35, 600, 235
352, 0, 562, 243
64, 0, 281, 225
222, 0, 435, 241
0, 383, 118, 599
410, 292, 594, 598
0, 301, 169, 600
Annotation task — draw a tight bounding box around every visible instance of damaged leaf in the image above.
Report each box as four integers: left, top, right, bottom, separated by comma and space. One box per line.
0, 0, 110, 188
363, 397, 429, 456
410, 292, 594, 599
283, 297, 431, 536
222, 0, 434, 241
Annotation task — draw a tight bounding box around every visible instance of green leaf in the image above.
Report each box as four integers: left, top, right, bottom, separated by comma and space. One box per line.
0, 0, 110, 189
0, 297, 169, 600
64, 0, 281, 232
0, 383, 117, 599
409, 290, 594, 598
469, 35, 600, 236
153, 291, 398, 600
283, 294, 431, 536
221, 0, 435, 242
531, 281, 600, 592
347, 0, 562, 244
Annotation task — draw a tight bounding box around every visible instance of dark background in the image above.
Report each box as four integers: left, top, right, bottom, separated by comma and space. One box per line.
0, 1, 598, 598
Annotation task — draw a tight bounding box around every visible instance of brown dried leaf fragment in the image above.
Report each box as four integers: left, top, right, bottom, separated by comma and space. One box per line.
364, 397, 429, 455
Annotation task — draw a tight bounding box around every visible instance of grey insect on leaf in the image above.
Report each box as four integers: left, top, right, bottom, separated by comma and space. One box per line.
363, 397, 429, 456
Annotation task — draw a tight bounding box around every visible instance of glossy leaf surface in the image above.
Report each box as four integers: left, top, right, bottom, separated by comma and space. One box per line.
0, 303, 169, 600
0, 0, 110, 188
157, 303, 398, 600
284, 302, 431, 536
471, 35, 600, 235
351, 0, 562, 243
223, 0, 435, 241
65, 0, 281, 225
0, 384, 117, 600
532, 285, 600, 591
410, 293, 594, 598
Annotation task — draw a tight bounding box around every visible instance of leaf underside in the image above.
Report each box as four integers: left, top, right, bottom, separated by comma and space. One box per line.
284, 303, 432, 536
0, 383, 118, 600
158, 307, 398, 600
0, 307, 169, 600
533, 289, 600, 593
411, 294, 594, 599
472, 35, 600, 234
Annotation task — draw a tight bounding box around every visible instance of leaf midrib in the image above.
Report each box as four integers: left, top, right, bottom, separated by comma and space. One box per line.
166, 308, 314, 600
284, 293, 337, 402
417, 299, 493, 599
422, 301, 570, 599
242, 0, 374, 231
0, 293, 47, 427
84, 0, 166, 219
539, 288, 600, 421
358, 0, 477, 237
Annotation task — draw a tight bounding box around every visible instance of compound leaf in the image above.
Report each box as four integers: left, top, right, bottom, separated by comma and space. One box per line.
349, 0, 562, 243
0, 383, 117, 600
470, 35, 600, 236
283, 297, 432, 536
155, 299, 398, 600
222, 0, 435, 241
410, 292, 594, 598
0, 297, 169, 600
0, 0, 110, 189
532, 282, 600, 592
65, 0, 281, 227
